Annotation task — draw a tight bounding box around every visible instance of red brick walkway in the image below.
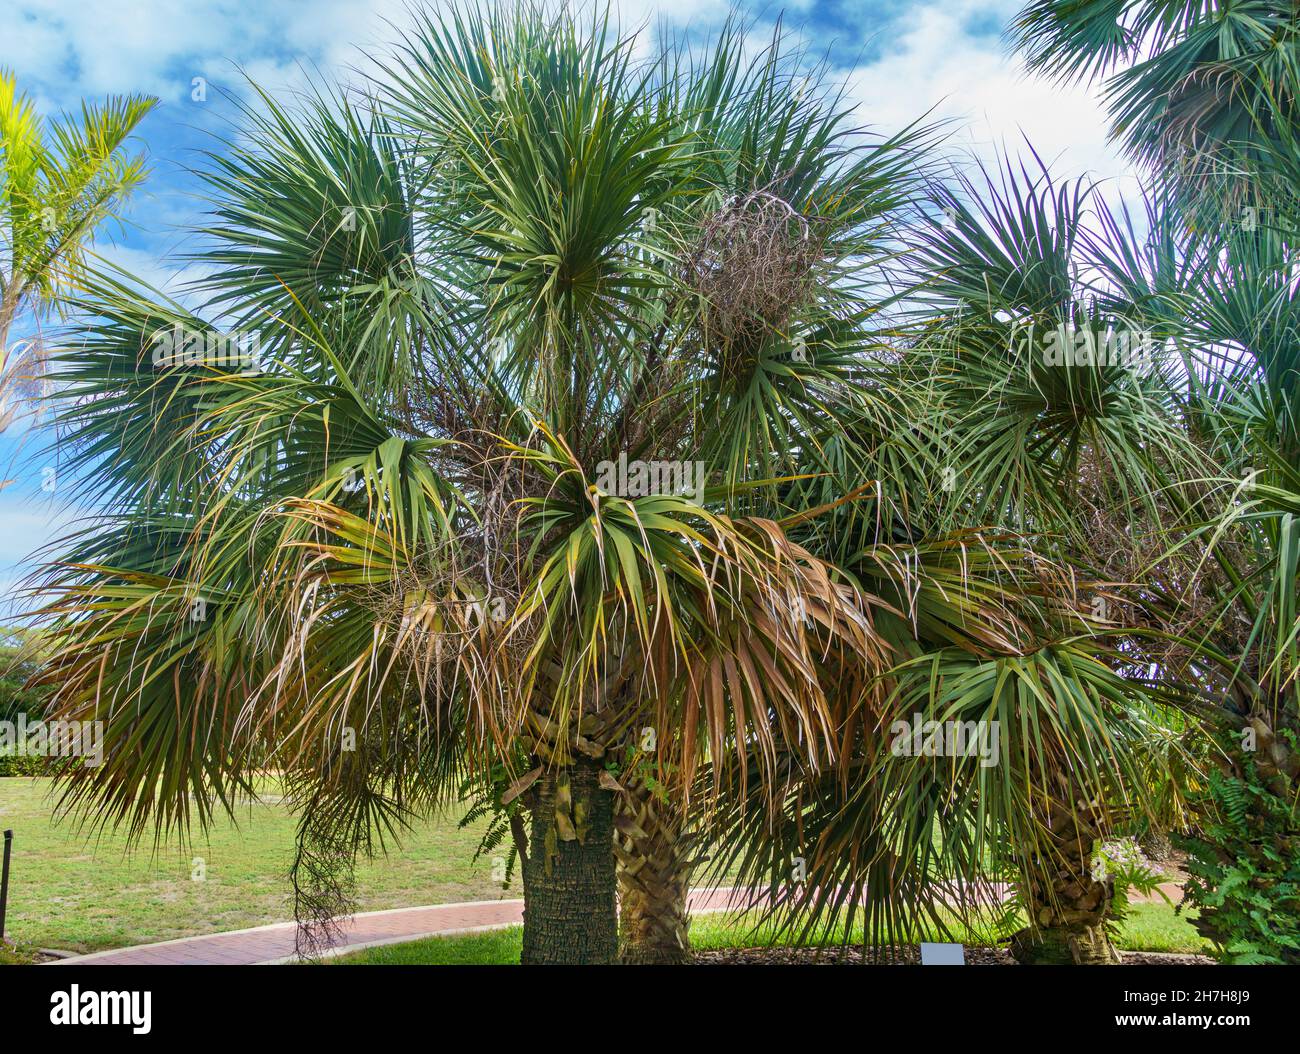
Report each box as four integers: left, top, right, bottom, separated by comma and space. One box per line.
47, 882, 1184, 966
48, 887, 757, 966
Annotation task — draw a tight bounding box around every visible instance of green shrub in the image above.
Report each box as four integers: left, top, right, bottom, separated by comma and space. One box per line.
0, 632, 50, 725
0, 752, 51, 776
1176, 730, 1300, 964
0, 630, 55, 776
0, 939, 43, 965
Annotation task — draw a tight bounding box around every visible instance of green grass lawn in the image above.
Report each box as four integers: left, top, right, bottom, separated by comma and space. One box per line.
331, 901, 1213, 964
0, 775, 1213, 962
0, 777, 514, 953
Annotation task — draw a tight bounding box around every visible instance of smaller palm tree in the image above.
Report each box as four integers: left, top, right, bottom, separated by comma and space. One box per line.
1012, 0, 1300, 962
695, 146, 1211, 965
1012, 0, 1299, 214
0, 71, 156, 438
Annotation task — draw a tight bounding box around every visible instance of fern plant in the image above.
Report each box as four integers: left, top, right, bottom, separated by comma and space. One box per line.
457, 764, 525, 891
1177, 730, 1300, 964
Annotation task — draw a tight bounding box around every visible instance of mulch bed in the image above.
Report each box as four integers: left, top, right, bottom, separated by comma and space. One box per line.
692, 947, 1214, 966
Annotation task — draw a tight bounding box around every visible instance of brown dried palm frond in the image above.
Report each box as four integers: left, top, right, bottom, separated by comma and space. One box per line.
685, 182, 828, 356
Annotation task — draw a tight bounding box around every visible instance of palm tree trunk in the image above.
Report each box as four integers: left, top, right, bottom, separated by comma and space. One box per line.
615, 777, 693, 964
1138, 827, 1173, 861
0, 291, 19, 439
1011, 795, 1120, 965
520, 757, 618, 964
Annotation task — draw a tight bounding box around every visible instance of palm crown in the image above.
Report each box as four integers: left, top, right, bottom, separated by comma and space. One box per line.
0, 71, 155, 435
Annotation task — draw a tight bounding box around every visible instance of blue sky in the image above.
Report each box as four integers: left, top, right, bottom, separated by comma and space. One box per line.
0, 0, 1136, 615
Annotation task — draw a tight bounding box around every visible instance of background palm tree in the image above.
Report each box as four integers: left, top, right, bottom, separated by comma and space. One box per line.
1010, 0, 1300, 963
0, 71, 156, 439
1011, 0, 1298, 214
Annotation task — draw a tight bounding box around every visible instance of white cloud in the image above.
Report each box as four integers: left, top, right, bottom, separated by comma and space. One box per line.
5, 0, 1131, 201
95, 244, 211, 301
3, 1, 445, 103
0, 501, 68, 564
839, 0, 1139, 198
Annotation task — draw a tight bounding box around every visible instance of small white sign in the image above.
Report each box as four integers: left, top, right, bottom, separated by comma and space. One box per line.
919, 942, 965, 965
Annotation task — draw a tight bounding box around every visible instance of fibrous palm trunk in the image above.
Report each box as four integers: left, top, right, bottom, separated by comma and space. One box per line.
520, 756, 618, 964
614, 774, 694, 964
1011, 792, 1120, 965
1138, 827, 1173, 861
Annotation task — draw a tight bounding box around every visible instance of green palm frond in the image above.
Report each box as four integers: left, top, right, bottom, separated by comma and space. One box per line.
905, 154, 1197, 541
704, 633, 1195, 953
1011, 1, 1300, 208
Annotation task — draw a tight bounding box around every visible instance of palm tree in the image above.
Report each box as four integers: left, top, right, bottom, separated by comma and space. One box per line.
1011, 0, 1298, 212
900, 164, 1215, 963
1013, 0, 1300, 963
0, 71, 156, 437
32, 4, 935, 964
1123, 141, 1300, 962
699, 153, 1209, 964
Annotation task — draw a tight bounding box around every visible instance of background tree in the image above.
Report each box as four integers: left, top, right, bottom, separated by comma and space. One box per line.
0, 72, 155, 438
1010, 0, 1300, 963
1011, 0, 1298, 213
698, 146, 1215, 965
0, 626, 53, 775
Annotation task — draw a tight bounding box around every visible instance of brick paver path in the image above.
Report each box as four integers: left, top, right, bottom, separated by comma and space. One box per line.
47, 881, 1185, 966
48, 887, 758, 966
